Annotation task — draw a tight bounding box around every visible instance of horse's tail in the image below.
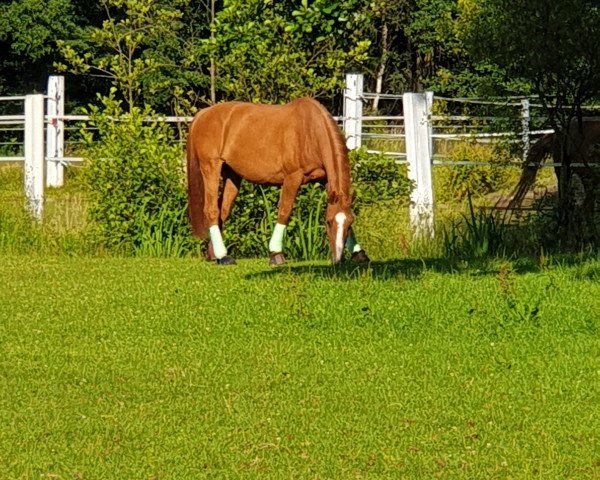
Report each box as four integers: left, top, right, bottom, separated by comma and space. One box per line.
186, 119, 208, 239
506, 133, 555, 209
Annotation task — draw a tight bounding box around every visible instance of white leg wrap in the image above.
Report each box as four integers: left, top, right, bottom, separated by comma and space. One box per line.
209, 225, 227, 259
269, 223, 286, 252
334, 212, 346, 262
345, 228, 362, 254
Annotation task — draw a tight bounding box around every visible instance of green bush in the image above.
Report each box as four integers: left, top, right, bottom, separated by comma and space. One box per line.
442, 195, 508, 259
223, 182, 327, 260
350, 147, 412, 212
435, 141, 513, 201
82, 91, 195, 256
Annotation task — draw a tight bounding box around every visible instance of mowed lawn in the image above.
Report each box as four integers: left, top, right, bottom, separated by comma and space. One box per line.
0, 255, 599, 479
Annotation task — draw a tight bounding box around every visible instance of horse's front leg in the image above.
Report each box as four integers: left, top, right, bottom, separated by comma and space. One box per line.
269, 173, 303, 266
346, 226, 370, 263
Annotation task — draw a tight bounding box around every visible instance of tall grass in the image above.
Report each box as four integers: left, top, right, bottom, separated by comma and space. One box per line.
0, 205, 42, 254
442, 195, 508, 260
132, 202, 201, 258
0, 157, 575, 263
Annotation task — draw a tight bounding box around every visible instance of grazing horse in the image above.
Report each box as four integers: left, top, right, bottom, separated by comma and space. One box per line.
186, 97, 370, 265
507, 119, 600, 226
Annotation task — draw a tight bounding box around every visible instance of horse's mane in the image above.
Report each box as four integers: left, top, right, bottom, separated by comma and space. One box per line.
507, 133, 555, 209
306, 99, 353, 209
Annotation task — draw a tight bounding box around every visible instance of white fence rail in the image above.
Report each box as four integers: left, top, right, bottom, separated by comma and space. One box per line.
1, 73, 555, 235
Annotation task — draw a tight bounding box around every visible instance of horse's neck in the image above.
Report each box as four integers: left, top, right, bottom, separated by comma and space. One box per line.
321, 129, 351, 203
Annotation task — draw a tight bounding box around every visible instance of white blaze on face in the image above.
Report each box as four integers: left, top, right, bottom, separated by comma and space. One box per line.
334, 212, 346, 263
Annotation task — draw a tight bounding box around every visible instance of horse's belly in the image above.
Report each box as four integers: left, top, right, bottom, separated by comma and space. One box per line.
223, 153, 286, 184
223, 146, 324, 185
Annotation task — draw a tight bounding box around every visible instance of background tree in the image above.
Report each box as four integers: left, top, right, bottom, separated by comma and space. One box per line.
460, 0, 600, 242
0, 0, 104, 106
203, 0, 371, 104
363, 0, 507, 112
56, 0, 208, 112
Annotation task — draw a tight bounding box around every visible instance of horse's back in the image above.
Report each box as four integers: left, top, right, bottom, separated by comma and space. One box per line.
190, 97, 327, 135
187, 98, 335, 184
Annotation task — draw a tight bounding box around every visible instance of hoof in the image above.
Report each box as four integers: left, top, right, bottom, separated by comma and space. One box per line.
216, 255, 236, 265
269, 252, 286, 266
351, 249, 370, 263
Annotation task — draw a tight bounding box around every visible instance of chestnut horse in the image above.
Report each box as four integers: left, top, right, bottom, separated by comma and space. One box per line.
186, 97, 369, 265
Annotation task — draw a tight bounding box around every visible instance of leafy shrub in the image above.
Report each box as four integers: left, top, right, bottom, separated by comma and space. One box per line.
435, 141, 513, 201
350, 147, 412, 212
82, 91, 195, 256
81, 103, 411, 260
223, 182, 328, 260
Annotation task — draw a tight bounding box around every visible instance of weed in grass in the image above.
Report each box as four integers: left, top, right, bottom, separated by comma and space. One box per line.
492, 262, 560, 339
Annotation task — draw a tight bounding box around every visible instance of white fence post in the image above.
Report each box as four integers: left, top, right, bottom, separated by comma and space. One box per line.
344, 73, 363, 150
403, 92, 434, 238
46, 75, 65, 187
24, 94, 45, 220
521, 98, 530, 162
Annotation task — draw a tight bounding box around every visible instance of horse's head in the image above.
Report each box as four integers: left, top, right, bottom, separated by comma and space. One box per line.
325, 192, 353, 265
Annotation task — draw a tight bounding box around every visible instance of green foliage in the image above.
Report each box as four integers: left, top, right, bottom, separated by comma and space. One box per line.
82, 91, 194, 255
436, 141, 512, 201
284, 183, 329, 260
0, 0, 84, 97
0, 0, 75, 61
57, 0, 196, 110
205, 0, 371, 103
349, 147, 412, 211
221, 149, 411, 260
222, 183, 328, 261
459, 0, 600, 126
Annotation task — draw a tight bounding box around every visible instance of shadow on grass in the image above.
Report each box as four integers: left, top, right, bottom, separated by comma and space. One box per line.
244, 255, 546, 282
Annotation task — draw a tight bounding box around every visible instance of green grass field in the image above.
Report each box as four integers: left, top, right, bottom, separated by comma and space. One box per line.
1, 255, 599, 479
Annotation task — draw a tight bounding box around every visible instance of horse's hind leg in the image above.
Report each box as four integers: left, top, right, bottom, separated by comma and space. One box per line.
219, 167, 242, 225
202, 158, 235, 265
269, 173, 303, 266
208, 168, 241, 261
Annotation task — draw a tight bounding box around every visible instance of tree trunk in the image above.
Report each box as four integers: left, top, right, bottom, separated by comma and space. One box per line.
557, 134, 575, 243
372, 21, 388, 113
209, 0, 216, 104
